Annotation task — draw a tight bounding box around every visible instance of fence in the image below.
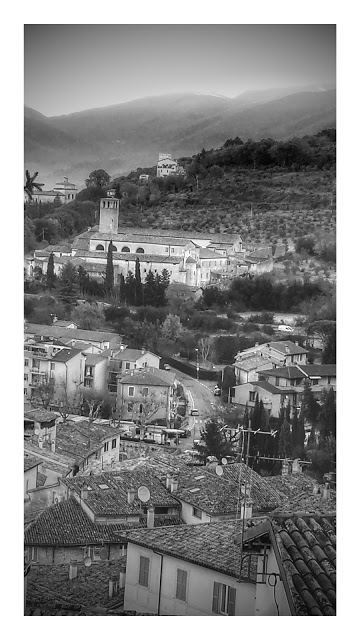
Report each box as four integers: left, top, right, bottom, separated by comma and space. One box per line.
162, 356, 219, 381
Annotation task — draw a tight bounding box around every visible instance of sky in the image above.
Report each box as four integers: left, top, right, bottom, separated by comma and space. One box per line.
24, 24, 335, 117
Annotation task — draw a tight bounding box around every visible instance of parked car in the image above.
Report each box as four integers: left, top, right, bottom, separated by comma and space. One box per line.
179, 429, 191, 438
277, 325, 293, 333
213, 386, 221, 396
163, 364, 171, 370
191, 409, 199, 416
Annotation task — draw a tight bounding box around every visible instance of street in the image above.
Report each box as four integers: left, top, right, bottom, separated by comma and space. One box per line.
171, 369, 221, 451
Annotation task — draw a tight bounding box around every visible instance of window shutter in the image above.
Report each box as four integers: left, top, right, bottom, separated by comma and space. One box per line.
139, 556, 149, 587
212, 582, 220, 614
176, 569, 187, 601
227, 586, 236, 616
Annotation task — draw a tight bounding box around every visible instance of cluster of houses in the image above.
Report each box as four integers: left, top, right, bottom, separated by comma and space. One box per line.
24, 434, 336, 616
232, 340, 336, 422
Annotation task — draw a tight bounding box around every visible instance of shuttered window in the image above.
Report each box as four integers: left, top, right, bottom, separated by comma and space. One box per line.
139, 555, 150, 587
212, 582, 236, 615
176, 569, 187, 601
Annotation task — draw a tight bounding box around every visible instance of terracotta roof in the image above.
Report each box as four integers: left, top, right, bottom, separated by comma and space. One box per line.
61, 470, 180, 516
205, 463, 287, 512
259, 366, 305, 379
271, 513, 336, 615
268, 341, 308, 355
253, 380, 283, 395
24, 441, 75, 474
185, 256, 197, 264
248, 247, 272, 259
118, 369, 174, 387
93, 232, 191, 246
298, 365, 336, 377
83, 353, 106, 366
235, 354, 273, 372
43, 421, 120, 462
24, 323, 121, 344
126, 520, 256, 581
24, 496, 181, 546
105, 347, 149, 362
266, 474, 336, 513
111, 226, 242, 244
199, 248, 224, 259
24, 408, 57, 423
51, 347, 82, 363
24, 455, 41, 472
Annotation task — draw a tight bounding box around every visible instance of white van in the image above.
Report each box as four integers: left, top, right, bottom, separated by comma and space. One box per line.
277, 325, 293, 333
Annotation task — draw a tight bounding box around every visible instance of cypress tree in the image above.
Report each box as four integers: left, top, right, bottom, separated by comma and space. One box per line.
134, 257, 143, 306
77, 265, 89, 295
119, 272, 126, 302
46, 252, 56, 290
278, 419, 292, 458
105, 241, 114, 297
144, 270, 156, 306
58, 261, 79, 308
125, 270, 135, 305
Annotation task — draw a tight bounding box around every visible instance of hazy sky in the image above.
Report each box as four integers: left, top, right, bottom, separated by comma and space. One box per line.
24, 24, 335, 117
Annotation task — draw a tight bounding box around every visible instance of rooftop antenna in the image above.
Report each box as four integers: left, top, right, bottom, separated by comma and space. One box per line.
138, 486, 151, 503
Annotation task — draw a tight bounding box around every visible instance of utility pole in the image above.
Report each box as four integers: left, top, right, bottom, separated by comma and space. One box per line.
195, 348, 199, 382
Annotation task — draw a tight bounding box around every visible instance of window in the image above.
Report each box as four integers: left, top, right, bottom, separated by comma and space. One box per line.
104, 442, 109, 452
90, 546, 102, 561
127, 402, 133, 412
136, 247, 145, 253
249, 391, 256, 402
212, 582, 236, 616
96, 244, 105, 251
24, 374, 28, 382
125, 362, 130, 370
121, 246, 130, 252
171, 248, 174, 253
24, 389, 27, 396
275, 377, 280, 386
112, 438, 117, 449
32, 358, 40, 369
139, 403, 143, 414
192, 507, 202, 519
327, 376, 332, 384
142, 387, 149, 396
50, 363, 55, 371
31, 547, 38, 562
312, 379, 319, 386
176, 569, 187, 601
111, 245, 117, 252
139, 556, 150, 587
84, 379, 93, 388
128, 386, 134, 396
24, 359, 29, 367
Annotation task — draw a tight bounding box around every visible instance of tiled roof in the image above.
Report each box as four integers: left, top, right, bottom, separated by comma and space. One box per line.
24, 408, 57, 423
248, 247, 272, 259
82, 353, 106, 366
118, 369, 174, 387
74, 250, 184, 264
235, 354, 273, 372
51, 347, 82, 363
106, 347, 148, 362
45, 421, 120, 461
266, 474, 336, 512
268, 341, 308, 355
259, 366, 305, 379
92, 232, 191, 246
24, 497, 181, 546
24, 441, 75, 474
24, 323, 121, 344
126, 520, 256, 581
205, 463, 287, 512
298, 365, 336, 377
112, 226, 242, 244
24, 455, 41, 472
254, 380, 283, 395
61, 470, 180, 516
199, 248, 224, 259
185, 256, 197, 264
271, 513, 336, 615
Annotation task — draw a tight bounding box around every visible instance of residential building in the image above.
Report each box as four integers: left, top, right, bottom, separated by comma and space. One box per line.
235, 340, 308, 370
104, 347, 161, 394
24, 323, 122, 351
233, 380, 294, 418
124, 520, 257, 615
116, 368, 177, 426
156, 153, 185, 178
234, 354, 274, 385
258, 364, 336, 401
27, 177, 77, 204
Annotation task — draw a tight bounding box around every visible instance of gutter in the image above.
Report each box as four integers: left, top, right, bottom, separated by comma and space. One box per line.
153, 550, 164, 616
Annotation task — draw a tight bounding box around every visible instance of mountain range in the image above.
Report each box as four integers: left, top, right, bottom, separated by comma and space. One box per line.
24, 86, 336, 189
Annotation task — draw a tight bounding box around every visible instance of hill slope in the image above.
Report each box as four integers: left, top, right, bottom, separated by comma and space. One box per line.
25, 88, 335, 187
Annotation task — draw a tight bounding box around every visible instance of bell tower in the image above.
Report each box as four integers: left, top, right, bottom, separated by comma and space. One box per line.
99, 188, 120, 234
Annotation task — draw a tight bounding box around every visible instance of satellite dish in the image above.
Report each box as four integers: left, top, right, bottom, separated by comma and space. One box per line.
34, 426, 41, 435
84, 556, 92, 567
137, 486, 151, 503
99, 547, 107, 560
215, 465, 224, 476
221, 458, 228, 465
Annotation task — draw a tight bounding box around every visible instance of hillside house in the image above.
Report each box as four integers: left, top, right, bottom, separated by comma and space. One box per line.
116, 369, 177, 426
105, 347, 161, 394
235, 340, 308, 370
258, 364, 336, 401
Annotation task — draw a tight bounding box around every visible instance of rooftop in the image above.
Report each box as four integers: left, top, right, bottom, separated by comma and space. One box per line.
235, 354, 273, 372
199, 248, 225, 259
297, 364, 336, 377
266, 474, 336, 513
24, 408, 57, 424
24, 455, 41, 472
51, 347, 82, 363
24, 323, 121, 344
126, 519, 256, 581
110, 226, 242, 245
259, 366, 307, 379
268, 341, 308, 356
118, 368, 175, 387
93, 232, 192, 246
253, 380, 284, 395
102, 347, 157, 362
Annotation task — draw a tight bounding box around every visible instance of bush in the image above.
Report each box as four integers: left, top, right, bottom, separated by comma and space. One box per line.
104, 305, 131, 323
249, 312, 274, 324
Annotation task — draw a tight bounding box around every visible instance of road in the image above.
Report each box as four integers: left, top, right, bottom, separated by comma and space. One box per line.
171, 369, 220, 451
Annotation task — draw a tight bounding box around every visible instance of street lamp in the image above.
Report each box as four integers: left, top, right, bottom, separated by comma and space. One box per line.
195, 348, 199, 382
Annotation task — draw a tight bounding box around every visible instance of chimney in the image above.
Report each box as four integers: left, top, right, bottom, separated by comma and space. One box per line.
285, 346, 290, 354
110, 349, 114, 358
165, 473, 172, 490
147, 507, 155, 529
38, 436, 43, 450
241, 499, 253, 520
52, 315, 58, 324
170, 476, 178, 493
71, 340, 76, 348
322, 482, 331, 501
295, 341, 299, 347
292, 459, 301, 474
109, 576, 119, 598
120, 345, 125, 352
50, 439, 56, 453
255, 342, 259, 347
127, 488, 136, 504
80, 487, 88, 501
312, 483, 319, 495
281, 460, 290, 476
141, 346, 145, 355
69, 562, 78, 580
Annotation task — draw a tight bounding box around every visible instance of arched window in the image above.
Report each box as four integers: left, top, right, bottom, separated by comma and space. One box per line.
136, 247, 145, 254
121, 246, 130, 253
111, 245, 117, 252
96, 244, 105, 251
102, 201, 105, 208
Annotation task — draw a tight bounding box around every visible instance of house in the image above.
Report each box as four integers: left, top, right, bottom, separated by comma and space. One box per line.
234, 354, 274, 385
83, 353, 108, 393
24, 469, 182, 566
235, 340, 308, 370
124, 520, 257, 615
240, 512, 336, 615
27, 177, 77, 204
233, 380, 293, 418
156, 153, 185, 178
116, 368, 177, 426
258, 364, 336, 401
24, 323, 122, 351
104, 347, 161, 393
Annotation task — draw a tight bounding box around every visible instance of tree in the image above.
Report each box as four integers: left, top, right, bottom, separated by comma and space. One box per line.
166, 282, 196, 318
81, 389, 105, 425
24, 216, 37, 253
124, 271, 135, 305
24, 170, 44, 200
46, 252, 56, 290
161, 314, 183, 342
318, 387, 336, 444
291, 410, 305, 458
134, 257, 143, 306
30, 376, 55, 409
322, 325, 336, 364
143, 270, 156, 306
119, 272, 126, 302
78, 265, 89, 295
198, 336, 213, 364
58, 261, 79, 308
301, 381, 320, 426
278, 419, 292, 458
220, 365, 236, 403
105, 241, 114, 296
72, 302, 105, 330
194, 418, 234, 464
85, 169, 111, 189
